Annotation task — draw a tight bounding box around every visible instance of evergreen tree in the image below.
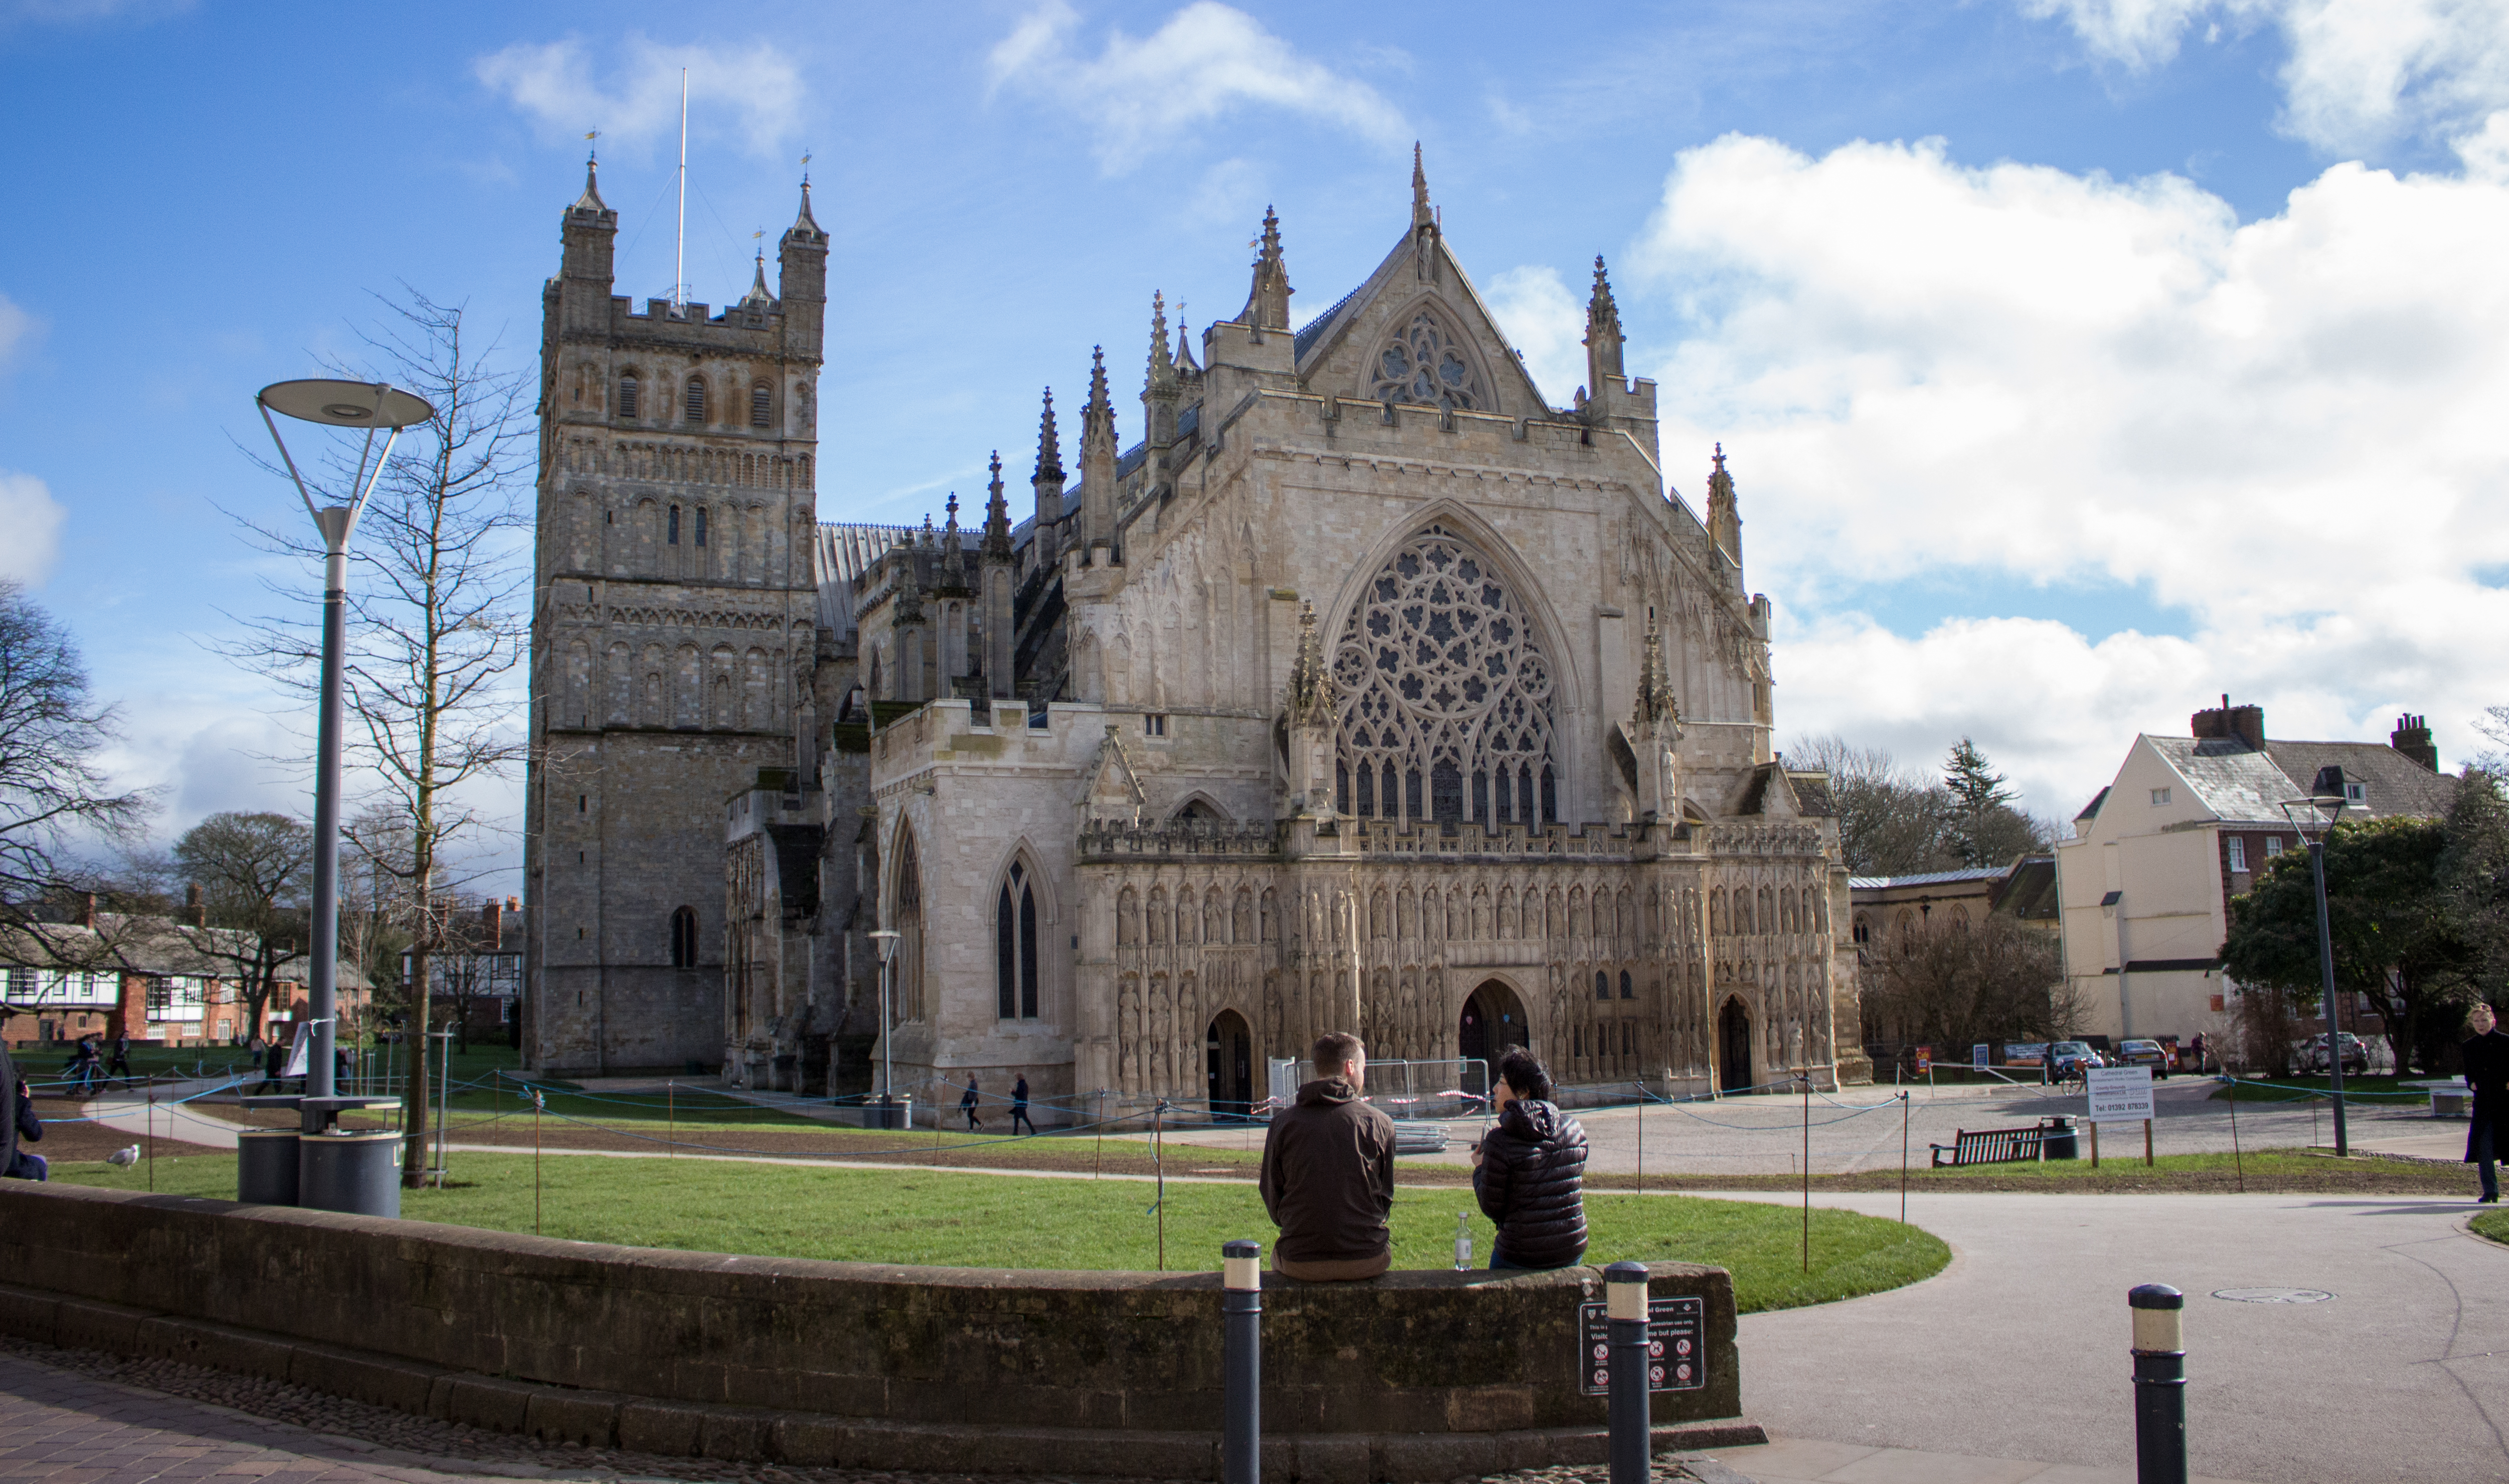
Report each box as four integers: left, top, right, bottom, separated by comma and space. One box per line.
1943, 738, 2028, 867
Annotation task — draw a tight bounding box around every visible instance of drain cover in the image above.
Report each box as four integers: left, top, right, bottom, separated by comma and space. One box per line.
2212, 1287, 2334, 1304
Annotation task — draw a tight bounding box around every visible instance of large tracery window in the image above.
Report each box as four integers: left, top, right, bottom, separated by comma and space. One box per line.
1332, 525, 1557, 825
1371, 308, 1483, 411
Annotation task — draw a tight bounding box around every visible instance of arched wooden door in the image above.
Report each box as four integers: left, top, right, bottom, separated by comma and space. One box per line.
1206, 1009, 1253, 1122
1459, 980, 1528, 1063
1718, 997, 1754, 1093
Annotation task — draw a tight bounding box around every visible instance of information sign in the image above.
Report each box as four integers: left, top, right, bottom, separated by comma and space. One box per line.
2085, 1064, 2155, 1123
1914, 1045, 1932, 1075
1576, 1296, 1705, 1396
1972, 1043, 1990, 1069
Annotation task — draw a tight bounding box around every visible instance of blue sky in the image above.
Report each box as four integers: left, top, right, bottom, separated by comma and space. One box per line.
4, 0, 2507, 893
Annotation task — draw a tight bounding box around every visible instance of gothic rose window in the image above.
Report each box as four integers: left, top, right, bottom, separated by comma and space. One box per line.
1371, 309, 1482, 411
1331, 525, 1557, 825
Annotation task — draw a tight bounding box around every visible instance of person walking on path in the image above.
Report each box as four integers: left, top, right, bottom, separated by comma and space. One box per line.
1259, 1032, 1397, 1281
65, 1037, 101, 1097
961, 1075, 983, 1132
106, 1035, 133, 1089
1469, 1046, 1590, 1270
257, 1038, 287, 1095
2463, 1002, 2507, 1204
1009, 1075, 1036, 1135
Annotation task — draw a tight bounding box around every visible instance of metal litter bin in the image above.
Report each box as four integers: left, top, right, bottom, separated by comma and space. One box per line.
299, 1130, 402, 1218
871, 1095, 910, 1130
2041, 1116, 2079, 1160
237, 1129, 300, 1205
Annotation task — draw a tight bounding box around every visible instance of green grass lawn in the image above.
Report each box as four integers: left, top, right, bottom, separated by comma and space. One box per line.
2474, 1208, 2509, 1246
2206, 1075, 2436, 1104
51, 1150, 1945, 1313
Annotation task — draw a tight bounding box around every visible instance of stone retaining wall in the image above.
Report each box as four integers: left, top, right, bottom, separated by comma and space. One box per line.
0, 1184, 1757, 1481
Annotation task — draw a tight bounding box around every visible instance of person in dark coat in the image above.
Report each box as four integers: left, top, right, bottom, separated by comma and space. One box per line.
257, 1038, 287, 1095
961, 1075, 983, 1132
1259, 1032, 1398, 1281
2463, 1002, 2507, 1204
1009, 1075, 1035, 1136
1471, 1047, 1590, 1269
5, 1075, 46, 1181
106, 1035, 133, 1088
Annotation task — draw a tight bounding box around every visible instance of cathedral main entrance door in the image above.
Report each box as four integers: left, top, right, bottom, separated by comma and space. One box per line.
1459, 981, 1527, 1066
1206, 1010, 1252, 1123
1718, 998, 1754, 1094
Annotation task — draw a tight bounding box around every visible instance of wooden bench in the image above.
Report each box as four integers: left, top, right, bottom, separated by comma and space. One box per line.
1930, 1125, 2046, 1167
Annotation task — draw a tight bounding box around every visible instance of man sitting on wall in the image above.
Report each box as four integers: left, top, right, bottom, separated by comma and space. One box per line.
1259, 1032, 1397, 1281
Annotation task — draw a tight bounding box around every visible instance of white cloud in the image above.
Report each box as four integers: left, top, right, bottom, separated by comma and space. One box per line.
2023, 0, 2509, 158
0, 292, 35, 368
0, 470, 64, 582
473, 34, 803, 160
1634, 132, 2509, 814
987, 1, 1408, 172
1483, 265, 1584, 408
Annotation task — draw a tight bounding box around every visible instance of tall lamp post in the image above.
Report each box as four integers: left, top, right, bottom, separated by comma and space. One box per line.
256, 380, 435, 1105
2279, 767, 2350, 1157
868, 929, 901, 1125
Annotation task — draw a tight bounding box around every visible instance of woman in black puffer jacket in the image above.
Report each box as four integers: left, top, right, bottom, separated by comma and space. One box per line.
1471, 1047, 1588, 1269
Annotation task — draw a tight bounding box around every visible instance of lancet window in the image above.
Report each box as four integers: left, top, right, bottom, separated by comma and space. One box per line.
1331, 525, 1557, 825
995, 860, 1039, 1020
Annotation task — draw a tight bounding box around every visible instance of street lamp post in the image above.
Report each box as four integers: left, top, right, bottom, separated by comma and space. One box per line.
256, 379, 435, 1107
868, 929, 901, 1125
2280, 770, 2350, 1157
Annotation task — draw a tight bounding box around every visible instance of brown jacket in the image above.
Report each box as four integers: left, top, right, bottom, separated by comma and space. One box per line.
1259, 1078, 1398, 1263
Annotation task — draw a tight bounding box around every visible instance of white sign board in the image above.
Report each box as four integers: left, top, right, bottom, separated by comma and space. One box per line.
1972, 1043, 1990, 1069
2085, 1064, 2156, 1124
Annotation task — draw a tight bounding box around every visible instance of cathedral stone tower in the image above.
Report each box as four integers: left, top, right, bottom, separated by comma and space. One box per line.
521, 159, 827, 1073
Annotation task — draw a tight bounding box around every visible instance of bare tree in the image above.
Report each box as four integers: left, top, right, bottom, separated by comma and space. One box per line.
171, 812, 315, 1043
221, 289, 532, 1185
1788, 734, 1954, 875
1860, 914, 2067, 1061
0, 581, 158, 945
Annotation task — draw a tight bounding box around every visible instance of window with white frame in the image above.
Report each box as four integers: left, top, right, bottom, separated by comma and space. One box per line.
2227, 837, 2248, 873
2150, 787, 2172, 806
2265, 836, 2285, 857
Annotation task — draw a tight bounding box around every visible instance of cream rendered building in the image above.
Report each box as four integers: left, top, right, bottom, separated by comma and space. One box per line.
799, 158, 1868, 1118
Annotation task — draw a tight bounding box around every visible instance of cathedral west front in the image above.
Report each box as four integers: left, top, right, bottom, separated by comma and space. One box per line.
522, 150, 1871, 1114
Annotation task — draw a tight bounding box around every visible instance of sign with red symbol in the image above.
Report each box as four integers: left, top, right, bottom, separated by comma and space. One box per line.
1575, 1296, 1706, 1396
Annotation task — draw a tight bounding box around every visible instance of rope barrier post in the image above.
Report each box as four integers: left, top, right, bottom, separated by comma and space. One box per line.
532, 1088, 544, 1234
1095, 1089, 1106, 1179
2091, 1119, 2101, 1170
668, 1078, 675, 1157
146, 1077, 155, 1191
2145, 1115, 2154, 1168
2224, 1075, 2244, 1193
1155, 1099, 1169, 1272
1222, 1239, 1263, 1484
2130, 1284, 2188, 1484
1899, 1091, 1909, 1225
1800, 1073, 1811, 1274
1634, 1082, 1643, 1196
1604, 1261, 1651, 1484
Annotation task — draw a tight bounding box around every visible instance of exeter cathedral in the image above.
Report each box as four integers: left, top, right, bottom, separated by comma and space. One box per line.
521, 150, 1870, 1116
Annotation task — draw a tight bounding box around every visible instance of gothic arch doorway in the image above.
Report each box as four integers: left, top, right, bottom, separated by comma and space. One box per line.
1206, 1009, 1253, 1123
1459, 980, 1528, 1065
1718, 997, 1754, 1094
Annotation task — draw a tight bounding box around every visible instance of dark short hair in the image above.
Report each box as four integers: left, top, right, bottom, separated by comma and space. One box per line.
1496, 1047, 1552, 1101
1313, 1032, 1364, 1077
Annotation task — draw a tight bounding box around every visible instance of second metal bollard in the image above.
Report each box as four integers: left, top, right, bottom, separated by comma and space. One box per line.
1222, 1239, 1262, 1484
1606, 1261, 1650, 1484
2130, 1283, 2187, 1484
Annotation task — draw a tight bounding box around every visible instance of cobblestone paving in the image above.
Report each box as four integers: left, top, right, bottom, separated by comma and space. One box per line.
0, 1339, 1711, 1484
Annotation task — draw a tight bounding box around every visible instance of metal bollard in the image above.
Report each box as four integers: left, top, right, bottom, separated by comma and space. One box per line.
1222, 1239, 1262, 1484
2130, 1284, 2187, 1484
1605, 1261, 1651, 1484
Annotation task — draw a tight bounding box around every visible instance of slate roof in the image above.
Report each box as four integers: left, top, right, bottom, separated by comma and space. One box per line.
2147, 735, 2455, 824
1293, 285, 1364, 363
2262, 740, 2457, 820
2147, 737, 2302, 824
1, 913, 370, 988
1846, 866, 2009, 891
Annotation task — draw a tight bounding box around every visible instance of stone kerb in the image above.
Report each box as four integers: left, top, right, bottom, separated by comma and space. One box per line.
0, 1183, 1752, 1480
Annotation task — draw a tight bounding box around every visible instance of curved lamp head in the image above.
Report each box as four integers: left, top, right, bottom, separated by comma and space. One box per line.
257, 379, 436, 429
867, 928, 902, 964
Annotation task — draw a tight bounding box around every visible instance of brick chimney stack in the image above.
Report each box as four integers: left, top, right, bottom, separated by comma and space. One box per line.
482, 899, 504, 947
185, 882, 205, 928
2389, 713, 2438, 772
2190, 694, 2266, 752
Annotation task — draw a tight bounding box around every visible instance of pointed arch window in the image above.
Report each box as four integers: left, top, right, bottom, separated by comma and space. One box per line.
684, 376, 707, 424
1371, 307, 1484, 411
617, 374, 639, 420
1332, 524, 1557, 826
694, 506, 707, 547
995, 860, 1039, 1020
668, 906, 698, 968
668, 505, 680, 545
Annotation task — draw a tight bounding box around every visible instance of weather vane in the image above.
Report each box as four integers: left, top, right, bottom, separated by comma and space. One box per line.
801, 150, 812, 183
585, 128, 599, 161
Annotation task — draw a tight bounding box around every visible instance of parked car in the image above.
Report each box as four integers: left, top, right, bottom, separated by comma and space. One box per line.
2114, 1039, 2171, 1078
2301, 1032, 2370, 1076
2048, 1041, 2104, 1077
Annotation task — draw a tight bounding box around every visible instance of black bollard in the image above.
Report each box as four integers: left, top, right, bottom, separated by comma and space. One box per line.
1605, 1261, 1651, 1484
1222, 1239, 1262, 1484
2130, 1283, 2187, 1484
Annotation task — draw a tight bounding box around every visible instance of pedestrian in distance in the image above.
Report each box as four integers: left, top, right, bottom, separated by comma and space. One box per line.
1469, 1046, 1589, 1270
1010, 1074, 1036, 1135
106, 1035, 133, 1089
961, 1075, 982, 1132
5, 1075, 46, 1181
1258, 1032, 1397, 1281
257, 1038, 286, 1095
65, 1037, 101, 1097
2462, 1001, 2507, 1204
